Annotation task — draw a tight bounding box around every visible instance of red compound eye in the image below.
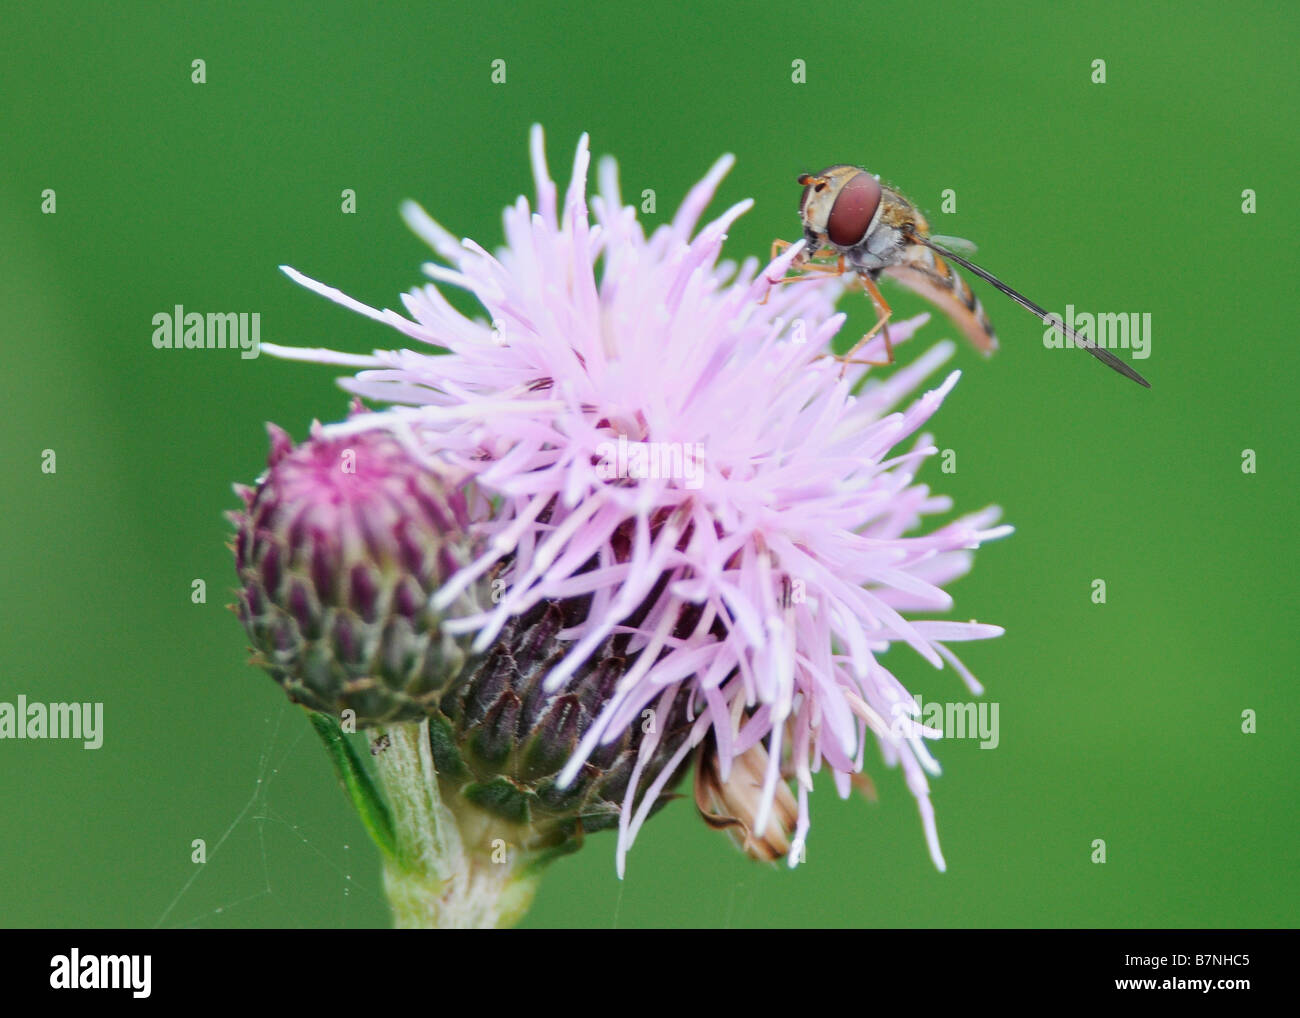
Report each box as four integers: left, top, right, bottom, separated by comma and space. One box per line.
826, 171, 881, 247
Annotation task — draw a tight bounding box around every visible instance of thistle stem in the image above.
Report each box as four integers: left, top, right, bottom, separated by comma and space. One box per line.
370, 721, 538, 928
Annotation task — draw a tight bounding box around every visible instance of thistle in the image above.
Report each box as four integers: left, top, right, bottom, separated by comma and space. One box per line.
232, 419, 696, 925
233, 127, 1010, 927
231, 417, 480, 725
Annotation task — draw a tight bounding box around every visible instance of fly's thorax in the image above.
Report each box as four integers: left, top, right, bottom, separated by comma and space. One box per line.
842, 221, 907, 272
879, 186, 928, 234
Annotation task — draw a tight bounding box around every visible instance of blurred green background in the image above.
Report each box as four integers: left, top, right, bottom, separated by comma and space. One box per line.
1, 1, 1295, 928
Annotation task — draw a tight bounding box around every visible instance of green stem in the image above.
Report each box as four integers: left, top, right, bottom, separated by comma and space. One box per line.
382, 852, 539, 929
370, 720, 539, 928
313, 713, 538, 927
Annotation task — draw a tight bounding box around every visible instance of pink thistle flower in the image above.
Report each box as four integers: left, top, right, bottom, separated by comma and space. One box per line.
264, 127, 1011, 875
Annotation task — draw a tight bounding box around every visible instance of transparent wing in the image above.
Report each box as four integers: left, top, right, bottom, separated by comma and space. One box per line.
928, 234, 978, 255
913, 234, 1152, 388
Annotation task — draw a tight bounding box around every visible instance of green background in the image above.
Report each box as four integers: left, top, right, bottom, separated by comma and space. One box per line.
1, 1, 1295, 928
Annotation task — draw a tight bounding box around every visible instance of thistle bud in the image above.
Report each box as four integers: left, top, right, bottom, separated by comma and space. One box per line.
429, 593, 695, 862
230, 419, 482, 725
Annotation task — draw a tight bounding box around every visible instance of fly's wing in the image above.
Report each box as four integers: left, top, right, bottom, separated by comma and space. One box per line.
884, 245, 998, 354
907, 234, 1152, 388
929, 234, 978, 255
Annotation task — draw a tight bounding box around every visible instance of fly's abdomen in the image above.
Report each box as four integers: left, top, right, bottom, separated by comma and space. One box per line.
884, 245, 998, 354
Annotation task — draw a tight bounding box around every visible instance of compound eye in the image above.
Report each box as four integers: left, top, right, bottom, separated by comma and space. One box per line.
826, 171, 881, 247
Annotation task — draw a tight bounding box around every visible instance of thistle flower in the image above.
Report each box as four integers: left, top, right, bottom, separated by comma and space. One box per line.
259, 126, 1010, 888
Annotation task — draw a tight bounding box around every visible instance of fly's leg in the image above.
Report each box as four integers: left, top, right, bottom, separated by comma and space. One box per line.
760, 241, 846, 305
769, 239, 842, 265
833, 273, 894, 374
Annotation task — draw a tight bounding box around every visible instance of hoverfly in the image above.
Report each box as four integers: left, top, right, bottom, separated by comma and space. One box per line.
772, 165, 1150, 388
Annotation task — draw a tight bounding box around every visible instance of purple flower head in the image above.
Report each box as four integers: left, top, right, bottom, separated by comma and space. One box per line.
265, 127, 1011, 874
